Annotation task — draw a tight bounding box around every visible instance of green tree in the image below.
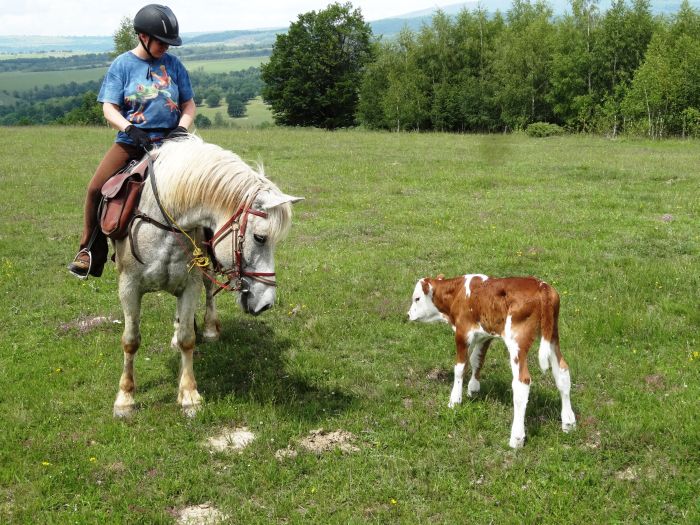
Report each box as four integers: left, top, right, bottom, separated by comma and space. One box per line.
194, 114, 212, 128
591, 0, 655, 134
57, 91, 104, 125
261, 2, 374, 128
491, 0, 556, 130
548, 0, 600, 130
227, 97, 246, 118
113, 17, 137, 57
205, 89, 222, 107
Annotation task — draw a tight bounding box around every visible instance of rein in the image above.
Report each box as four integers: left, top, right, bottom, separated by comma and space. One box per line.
136, 151, 275, 295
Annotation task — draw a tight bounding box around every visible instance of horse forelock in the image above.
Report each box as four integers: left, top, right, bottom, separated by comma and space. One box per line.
151, 136, 290, 237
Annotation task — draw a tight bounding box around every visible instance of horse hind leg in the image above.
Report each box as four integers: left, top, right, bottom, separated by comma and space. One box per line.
114, 284, 142, 418
174, 284, 203, 417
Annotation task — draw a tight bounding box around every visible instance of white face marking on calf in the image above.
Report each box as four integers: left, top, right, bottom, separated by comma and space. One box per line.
408, 280, 446, 323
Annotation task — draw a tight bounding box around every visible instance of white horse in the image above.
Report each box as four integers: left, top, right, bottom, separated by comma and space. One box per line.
111, 135, 301, 417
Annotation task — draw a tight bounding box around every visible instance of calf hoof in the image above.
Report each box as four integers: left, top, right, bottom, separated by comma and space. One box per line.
562, 410, 576, 433
467, 379, 480, 397
509, 435, 525, 449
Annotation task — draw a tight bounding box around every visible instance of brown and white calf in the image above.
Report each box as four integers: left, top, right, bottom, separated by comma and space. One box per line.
408, 274, 576, 448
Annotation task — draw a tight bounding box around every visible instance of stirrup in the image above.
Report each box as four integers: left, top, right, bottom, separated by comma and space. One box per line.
68, 249, 92, 280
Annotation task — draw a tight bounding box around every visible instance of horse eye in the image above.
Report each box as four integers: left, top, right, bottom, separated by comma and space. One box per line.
253, 234, 267, 245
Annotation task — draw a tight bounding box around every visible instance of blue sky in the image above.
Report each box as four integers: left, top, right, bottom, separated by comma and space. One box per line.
0, 1, 459, 36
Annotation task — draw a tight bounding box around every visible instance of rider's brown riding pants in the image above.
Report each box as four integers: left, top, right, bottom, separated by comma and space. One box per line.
79, 142, 141, 274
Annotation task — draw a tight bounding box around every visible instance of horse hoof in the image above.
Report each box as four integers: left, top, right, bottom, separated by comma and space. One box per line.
202, 330, 220, 343
178, 389, 202, 417
113, 405, 135, 419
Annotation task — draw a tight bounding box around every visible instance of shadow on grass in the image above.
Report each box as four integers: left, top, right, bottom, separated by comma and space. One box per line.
156, 317, 356, 423
478, 376, 566, 438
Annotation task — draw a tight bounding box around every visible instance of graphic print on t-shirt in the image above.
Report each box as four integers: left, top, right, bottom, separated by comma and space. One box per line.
124, 65, 180, 125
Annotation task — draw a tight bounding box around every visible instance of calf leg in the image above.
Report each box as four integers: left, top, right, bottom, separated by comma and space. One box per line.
114, 283, 142, 418
506, 324, 534, 449
449, 331, 468, 408
467, 338, 492, 397
545, 339, 576, 432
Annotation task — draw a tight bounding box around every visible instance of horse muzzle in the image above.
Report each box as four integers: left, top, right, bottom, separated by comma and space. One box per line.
239, 288, 274, 316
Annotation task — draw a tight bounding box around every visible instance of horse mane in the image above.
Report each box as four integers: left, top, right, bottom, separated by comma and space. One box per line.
150, 135, 292, 242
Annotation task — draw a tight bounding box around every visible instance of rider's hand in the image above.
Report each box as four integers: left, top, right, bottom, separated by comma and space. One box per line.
124, 125, 151, 150
165, 126, 188, 141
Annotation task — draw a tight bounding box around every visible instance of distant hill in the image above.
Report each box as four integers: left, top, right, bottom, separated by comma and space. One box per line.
0, 0, 696, 54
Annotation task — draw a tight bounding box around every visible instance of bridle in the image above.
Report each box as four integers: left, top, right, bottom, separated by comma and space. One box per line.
140, 151, 276, 296
203, 201, 276, 296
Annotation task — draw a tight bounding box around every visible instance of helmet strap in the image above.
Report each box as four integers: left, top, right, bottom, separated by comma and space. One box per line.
138, 35, 156, 79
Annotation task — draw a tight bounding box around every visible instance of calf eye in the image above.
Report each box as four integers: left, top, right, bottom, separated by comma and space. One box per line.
253, 234, 267, 245
414, 297, 420, 302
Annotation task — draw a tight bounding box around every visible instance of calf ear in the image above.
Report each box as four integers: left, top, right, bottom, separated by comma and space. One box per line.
421, 279, 431, 295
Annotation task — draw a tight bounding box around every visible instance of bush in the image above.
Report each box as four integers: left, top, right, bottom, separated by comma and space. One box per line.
526, 122, 565, 137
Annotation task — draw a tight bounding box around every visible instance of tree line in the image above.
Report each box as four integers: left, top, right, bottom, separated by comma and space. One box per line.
0, 67, 263, 126
262, 0, 700, 138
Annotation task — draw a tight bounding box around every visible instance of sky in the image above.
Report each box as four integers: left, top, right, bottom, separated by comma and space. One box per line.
0, 1, 456, 37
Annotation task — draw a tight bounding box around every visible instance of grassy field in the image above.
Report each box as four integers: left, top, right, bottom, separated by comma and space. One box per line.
0, 56, 267, 93
198, 96, 273, 128
0, 127, 698, 523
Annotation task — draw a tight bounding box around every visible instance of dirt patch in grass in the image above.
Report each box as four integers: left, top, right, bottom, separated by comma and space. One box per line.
276, 428, 360, 459
426, 367, 450, 382
299, 428, 359, 454
644, 374, 665, 391
58, 315, 119, 334
205, 427, 255, 453
615, 466, 639, 481
175, 503, 228, 525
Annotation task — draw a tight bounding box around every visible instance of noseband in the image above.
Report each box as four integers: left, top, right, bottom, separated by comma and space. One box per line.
204, 202, 276, 295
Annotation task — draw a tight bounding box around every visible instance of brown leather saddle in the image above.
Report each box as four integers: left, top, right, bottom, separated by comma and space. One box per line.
99, 156, 150, 240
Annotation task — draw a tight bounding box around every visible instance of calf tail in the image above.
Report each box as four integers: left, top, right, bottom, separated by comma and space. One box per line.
538, 282, 560, 372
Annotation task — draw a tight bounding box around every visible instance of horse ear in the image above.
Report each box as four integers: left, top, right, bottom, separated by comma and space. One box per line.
261, 193, 304, 210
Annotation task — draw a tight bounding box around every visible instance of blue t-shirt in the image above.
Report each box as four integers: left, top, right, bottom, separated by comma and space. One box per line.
98, 51, 194, 145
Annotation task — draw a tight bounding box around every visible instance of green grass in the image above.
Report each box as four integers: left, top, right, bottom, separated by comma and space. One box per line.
0, 66, 108, 92
184, 56, 267, 73
1, 127, 698, 523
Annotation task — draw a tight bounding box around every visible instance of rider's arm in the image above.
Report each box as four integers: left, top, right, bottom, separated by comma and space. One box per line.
178, 98, 196, 130
103, 102, 132, 132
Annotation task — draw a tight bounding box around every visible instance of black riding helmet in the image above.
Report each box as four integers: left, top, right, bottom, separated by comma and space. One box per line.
133, 4, 182, 46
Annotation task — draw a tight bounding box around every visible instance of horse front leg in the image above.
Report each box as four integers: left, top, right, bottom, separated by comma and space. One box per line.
174, 282, 203, 416
201, 273, 221, 342
114, 282, 142, 418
